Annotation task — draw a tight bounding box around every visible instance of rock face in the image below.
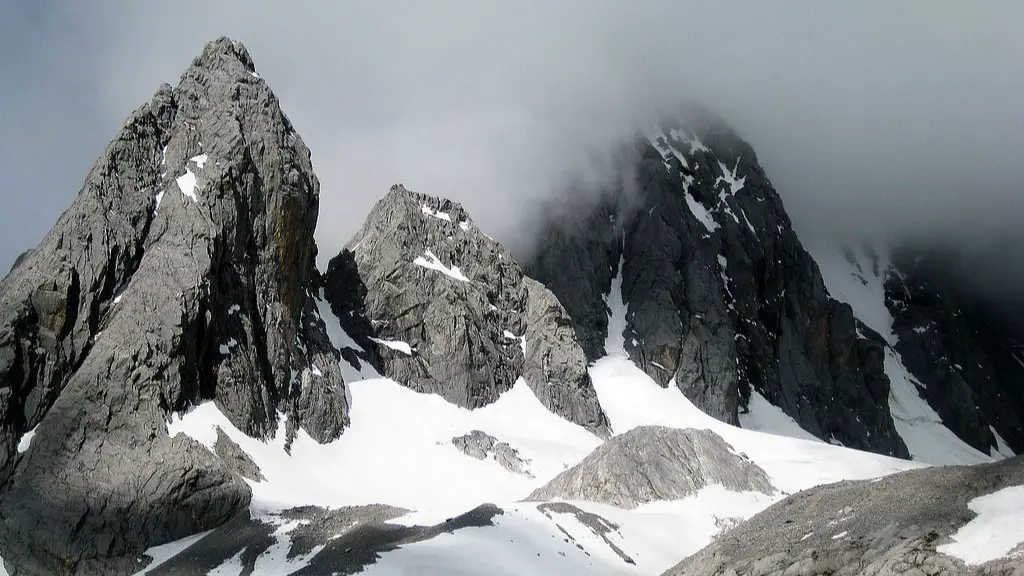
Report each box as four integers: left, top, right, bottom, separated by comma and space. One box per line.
0, 38, 347, 574
323, 185, 609, 435
885, 251, 1024, 455
527, 426, 774, 508
526, 107, 909, 457
665, 455, 1024, 576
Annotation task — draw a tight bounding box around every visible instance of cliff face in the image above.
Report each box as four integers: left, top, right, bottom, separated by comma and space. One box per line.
527, 107, 908, 457
0, 38, 347, 574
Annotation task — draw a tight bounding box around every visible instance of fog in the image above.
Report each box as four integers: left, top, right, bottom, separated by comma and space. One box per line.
2, 2, 1023, 299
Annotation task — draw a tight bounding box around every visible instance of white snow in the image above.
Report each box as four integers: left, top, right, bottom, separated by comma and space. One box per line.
134, 530, 213, 575
314, 295, 381, 383
368, 337, 414, 356
207, 550, 245, 575
16, 426, 37, 454
685, 193, 719, 233
153, 189, 165, 212
228, 304, 241, 315
167, 377, 601, 524
716, 159, 746, 195
413, 250, 470, 282
991, 427, 1016, 458
420, 204, 452, 223
190, 153, 209, 169
459, 220, 471, 231
605, 253, 627, 356
739, 391, 822, 443
175, 168, 199, 202
938, 484, 1024, 565
218, 338, 239, 356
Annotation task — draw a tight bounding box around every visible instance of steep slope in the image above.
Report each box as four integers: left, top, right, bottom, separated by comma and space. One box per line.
0, 38, 346, 574
322, 185, 609, 434
527, 106, 907, 457
812, 242, 1016, 464
665, 455, 1024, 575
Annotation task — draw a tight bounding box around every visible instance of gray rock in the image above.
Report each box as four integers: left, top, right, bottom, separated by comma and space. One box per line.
0, 37, 347, 574
526, 107, 909, 457
527, 426, 774, 508
665, 455, 1024, 576
214, 427, 265, 482
452, 430, 531, 476
452, 429, 497, 460
323, 185, 608, 435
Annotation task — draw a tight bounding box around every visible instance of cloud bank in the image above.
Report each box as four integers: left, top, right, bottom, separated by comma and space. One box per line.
2, 1, 1022, 288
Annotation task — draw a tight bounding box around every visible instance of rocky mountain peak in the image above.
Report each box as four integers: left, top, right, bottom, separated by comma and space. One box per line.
0, 37, 347, 574
323, 184, 609, 435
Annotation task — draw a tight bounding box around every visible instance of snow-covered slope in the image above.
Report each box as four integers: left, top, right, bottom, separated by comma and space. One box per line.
809, 242, 1002, 465
141, 267, 927, 576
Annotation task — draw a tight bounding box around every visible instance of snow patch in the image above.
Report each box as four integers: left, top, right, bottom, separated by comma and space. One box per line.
685, 193, 719, 233
175, 169, 199, 202
190, 153, 209, 169
420, 204, 452, 223
938, 484, 1024, 565
17, 426, 37, 454
134, 530, 214, 575
991, 426, 1016, 458
604, 252, 627, 356
716, 159, 746, 195
503, 330, 527, 355
739, 391, 822, 443
369, 337, 414, 356
413, 250, 470, 282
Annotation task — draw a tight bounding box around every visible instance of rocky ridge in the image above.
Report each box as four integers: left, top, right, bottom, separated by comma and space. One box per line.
527, 106, 908, 457
322, 185, 609, 435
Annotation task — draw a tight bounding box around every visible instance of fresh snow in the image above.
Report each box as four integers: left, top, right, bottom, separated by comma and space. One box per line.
937, 484, 1024, 565
685, 193, 719, 233
368, 337, 414, 356
716, 159, 746, 195
413, 250, 470, 282
175, 168, 199, 202
420, 203, 452, 223
16, 426, 37, 454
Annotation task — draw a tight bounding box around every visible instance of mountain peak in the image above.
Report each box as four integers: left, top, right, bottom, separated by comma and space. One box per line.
190, 36, 258, 75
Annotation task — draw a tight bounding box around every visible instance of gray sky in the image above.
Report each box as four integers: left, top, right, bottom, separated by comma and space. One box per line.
2, 2, 1023, 287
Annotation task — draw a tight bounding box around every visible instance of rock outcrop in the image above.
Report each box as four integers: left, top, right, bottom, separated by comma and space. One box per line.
452, 430, 531, 476
526, 107, 909, 457
527, 426, 774, 508
0, 38, 347, 574
323, 185, 608, 435
665, 455, 1024, 575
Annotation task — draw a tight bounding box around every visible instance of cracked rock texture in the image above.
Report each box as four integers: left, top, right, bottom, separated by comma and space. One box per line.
526, 106, 908, 457
528, 426, 774, 508
323, 185, 608, 436
665, 455, 1024, 576
0, 38, 346, 575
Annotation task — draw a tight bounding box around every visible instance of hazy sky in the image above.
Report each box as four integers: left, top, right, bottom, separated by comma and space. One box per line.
2, 2, 1023, 282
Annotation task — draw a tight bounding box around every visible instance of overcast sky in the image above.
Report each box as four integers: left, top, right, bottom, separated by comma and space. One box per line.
2, 2, 1023, 288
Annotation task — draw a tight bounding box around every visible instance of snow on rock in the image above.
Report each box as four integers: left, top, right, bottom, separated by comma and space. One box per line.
937, 484, 1024, 565
413, 250, 470, 282
369, 337, 414, 356
685, 193, 719, 233
604, 255, 628, 356
190, 153, 209, 169
420, 203, 452, 223
716, 159, 746, 195
175, 168, 199, 202
502, 330, 527, 355
314, 295, 381, 383
16, 426, 37, 454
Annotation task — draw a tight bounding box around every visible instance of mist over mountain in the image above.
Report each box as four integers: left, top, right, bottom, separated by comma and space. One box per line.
3, 3, 1024, 307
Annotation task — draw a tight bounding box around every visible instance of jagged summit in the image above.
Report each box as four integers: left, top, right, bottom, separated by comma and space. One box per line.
528, 110, 910, 457
0, 37, 346, 574
322, 183, 610, 435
